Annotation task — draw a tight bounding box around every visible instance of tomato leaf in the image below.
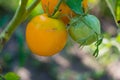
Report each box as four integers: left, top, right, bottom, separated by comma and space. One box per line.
64, 0, 84, 15
4, 72, 20, 80
105, 0, 120, 27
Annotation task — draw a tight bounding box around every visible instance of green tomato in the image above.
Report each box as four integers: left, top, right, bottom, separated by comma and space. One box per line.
68, 14, 101, 45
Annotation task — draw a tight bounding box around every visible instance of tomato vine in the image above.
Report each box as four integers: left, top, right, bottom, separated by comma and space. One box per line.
0, 0, 103, 57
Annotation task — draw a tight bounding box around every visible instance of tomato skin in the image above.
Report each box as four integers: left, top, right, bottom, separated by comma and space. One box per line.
41, 0, 75, 24
82, 0, 88, 12
26, 14, 68, 56
69, 14, 101, 45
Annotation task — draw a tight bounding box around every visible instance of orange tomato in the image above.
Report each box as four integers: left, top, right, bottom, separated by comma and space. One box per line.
82, 0, 88, 12
26, 14, 68, 56
41, 0, 75, 24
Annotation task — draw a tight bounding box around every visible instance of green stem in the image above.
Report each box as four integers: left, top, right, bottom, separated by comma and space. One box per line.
0, 0, 28, 50
0, 0, 41, 51
4, 0, 28, 36
23, 0, 41, 20
51, 0, 63, 17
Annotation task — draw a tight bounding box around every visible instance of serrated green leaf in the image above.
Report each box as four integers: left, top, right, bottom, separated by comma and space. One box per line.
4, 72, 20, 80
64, 0, 84, 15
105, 0, 120, 27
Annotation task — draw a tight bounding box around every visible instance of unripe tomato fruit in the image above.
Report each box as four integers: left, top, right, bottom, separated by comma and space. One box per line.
69, 14, 101, 45
26, 14, 68, 56
41, 0, 75, 24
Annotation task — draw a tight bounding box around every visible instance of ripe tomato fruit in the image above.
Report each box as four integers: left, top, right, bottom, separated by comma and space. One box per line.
82, 0, 88, 12
69, 14, 101, 45
41, 0, 75, 24
26, 14, 68, 56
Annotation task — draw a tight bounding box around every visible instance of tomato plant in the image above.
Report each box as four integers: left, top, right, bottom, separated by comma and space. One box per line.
26, 14, 68, 56
1, 0, 120, 79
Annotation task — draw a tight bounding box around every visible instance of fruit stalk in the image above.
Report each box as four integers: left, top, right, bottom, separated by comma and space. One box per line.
0, 0, 41, 51
51, 0, 63, 17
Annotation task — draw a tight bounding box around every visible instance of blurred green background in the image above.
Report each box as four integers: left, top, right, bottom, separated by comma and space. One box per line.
0, 0, 120, 80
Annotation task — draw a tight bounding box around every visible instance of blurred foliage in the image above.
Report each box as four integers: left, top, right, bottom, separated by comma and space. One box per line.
4, 72, 20, 80
0, 0, 18, 11
0, 72, 20, 80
